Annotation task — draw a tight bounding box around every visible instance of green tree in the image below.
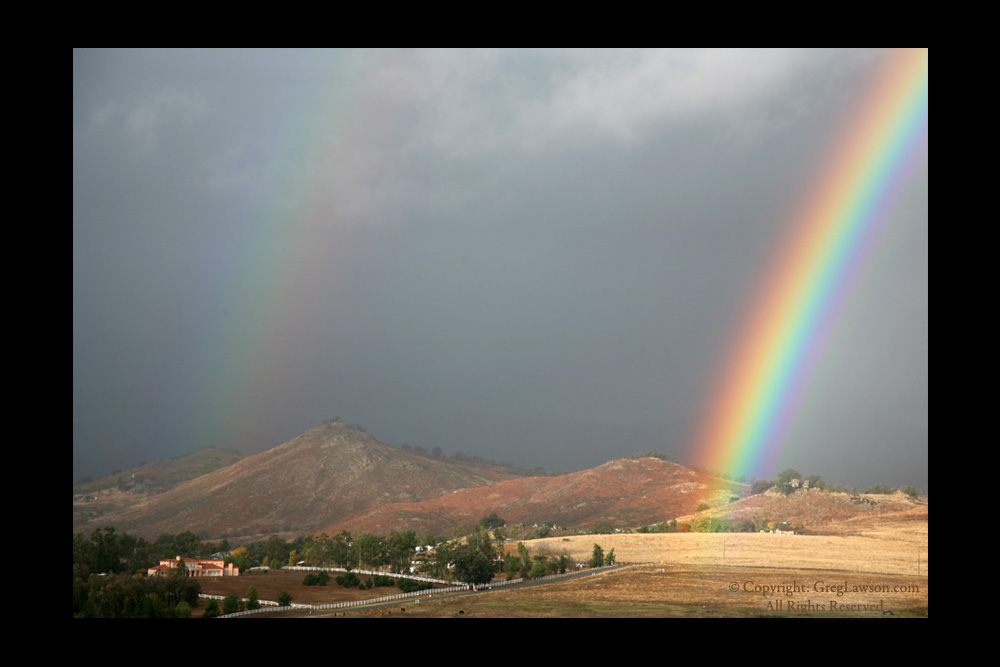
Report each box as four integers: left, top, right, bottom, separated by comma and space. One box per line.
172, 600, 193, 618
278, 591, 293, 606
776, 469, 803, 495
479, 513, 506, 531
468, 523, 496, 560
331, 532, 354, 568
163, 564, 201, 607
227, 546, 252, 573
492, 526, 507, 553
74, 526, 154, 578
504, 542, 532, 579
246, 584, 260, 610
529, 557, 550, 578
902, 485, 918, 498
264, 535, 290, 566
604, 548, 616, 566
145, 592, 168, 618
90, 526, 127, 574
303, 533, 334, 567
504, 555, 521, 578
398, 578, 432, 593
593, 520, 614, 534
202, 598, 221, 618
355, 532, 385, 571
421, 542, 456, 579
517, 540, 529, 562
222, 595, 240, 615
336, 572, 361, 588
557, 551, 570, 574
173, 531, 203, 558
589, 544, 605, 568
387, 530, 417, 573
415, 532, 437, 548
806, 474, 827, 490
777, 468, 803, 483
452, 545, 495, 587
525, 524, 552, 539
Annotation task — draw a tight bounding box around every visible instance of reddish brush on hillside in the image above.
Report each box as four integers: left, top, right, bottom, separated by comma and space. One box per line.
74, 421, 751, 541
321, 457, 747, 537
73, 420, 924, 543
74, 421, 526, 541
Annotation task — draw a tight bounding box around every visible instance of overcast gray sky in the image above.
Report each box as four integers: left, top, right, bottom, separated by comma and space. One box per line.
73, 49, 927, 490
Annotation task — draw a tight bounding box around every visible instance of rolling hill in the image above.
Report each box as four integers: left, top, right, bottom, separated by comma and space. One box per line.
72, 420, 525, 541
318, 457, 747, 537
72, 446, 244, 529
73, 420, 923, 543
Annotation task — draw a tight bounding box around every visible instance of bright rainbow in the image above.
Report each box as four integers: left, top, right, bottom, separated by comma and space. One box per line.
687, 48, 928, 482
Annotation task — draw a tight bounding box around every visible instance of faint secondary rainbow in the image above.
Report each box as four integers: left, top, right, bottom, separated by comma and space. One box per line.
192, 50, 394, 449
687, 48, 928, 482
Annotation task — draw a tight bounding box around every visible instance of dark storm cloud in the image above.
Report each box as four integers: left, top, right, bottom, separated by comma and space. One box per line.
74, 49, 927, 490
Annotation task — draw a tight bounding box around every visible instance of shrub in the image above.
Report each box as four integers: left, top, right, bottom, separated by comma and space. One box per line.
246, 585, 260, 610
335, 572, 361, 588
303, 571, 330, 586
530, 558, 550, 578
524, 525, 551, 539
222, 595, 240, 615
397, 578, 432, 593
593, 521, 614, 535
202, 599, 221, 618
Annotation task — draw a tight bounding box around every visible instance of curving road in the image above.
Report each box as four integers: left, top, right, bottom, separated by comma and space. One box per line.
296, 564, 631, 617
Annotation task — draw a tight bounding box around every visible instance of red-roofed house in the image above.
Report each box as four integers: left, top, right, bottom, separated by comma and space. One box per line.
147, 555, 240, 577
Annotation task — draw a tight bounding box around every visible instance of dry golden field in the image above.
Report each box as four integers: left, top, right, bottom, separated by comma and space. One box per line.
335, 564, 927, 618
197, 564, 926, 618
528, 512, 928, 577
201, 508, 926, 618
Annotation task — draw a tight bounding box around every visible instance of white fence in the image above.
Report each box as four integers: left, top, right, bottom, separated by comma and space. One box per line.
204, 585, 468, 618
207, 567, 527, 617
283, 565, 450, 586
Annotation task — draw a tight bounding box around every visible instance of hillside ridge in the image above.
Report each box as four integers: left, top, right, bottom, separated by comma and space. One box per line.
73, 421, 525, 540
73, 421, 924, 542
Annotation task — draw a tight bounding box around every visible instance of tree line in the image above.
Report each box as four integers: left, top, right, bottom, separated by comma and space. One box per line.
74, 509, 626, 618
73, 566, 203, 618
749, 468, 921, 498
